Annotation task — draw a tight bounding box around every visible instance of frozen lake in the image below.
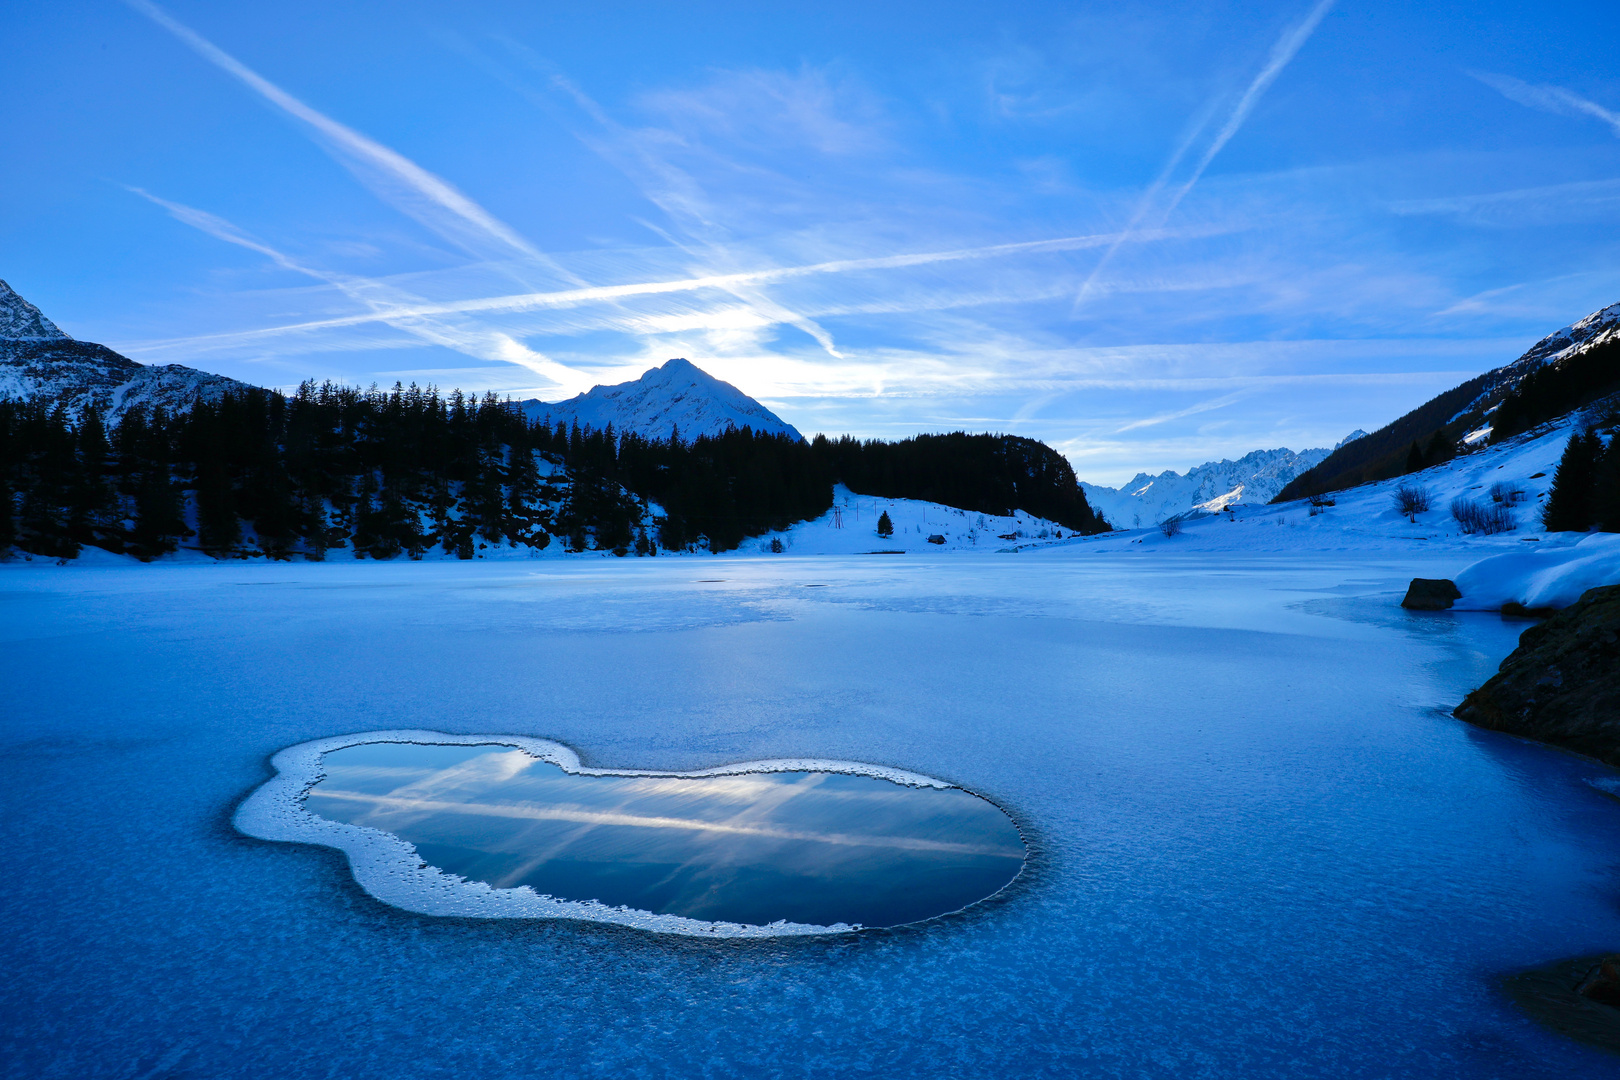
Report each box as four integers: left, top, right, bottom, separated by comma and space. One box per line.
4, 550, 1620, 1077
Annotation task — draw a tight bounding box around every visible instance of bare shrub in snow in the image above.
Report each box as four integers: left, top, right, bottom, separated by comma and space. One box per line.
1159, 516, 1182, 538
1393, 484, 1432, 522
1489, 481, 1525, 504
1451, 497, 1515, 535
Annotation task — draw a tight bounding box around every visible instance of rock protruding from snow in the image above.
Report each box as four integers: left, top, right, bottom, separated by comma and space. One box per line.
1402, 578, 1461, 610
0, 279, 254, 417
1080, 446, 1331, 528
518, 359, 803, 442
0, 279, 69, 340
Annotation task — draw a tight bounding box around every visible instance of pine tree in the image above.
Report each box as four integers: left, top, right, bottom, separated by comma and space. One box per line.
1542, 429, 1602, 532
1423, 430, 1454, 468
1593, 432, 1620, 532
1405, 441, 1424, 474
0, 477, 14, 554
876, 510, 893, 537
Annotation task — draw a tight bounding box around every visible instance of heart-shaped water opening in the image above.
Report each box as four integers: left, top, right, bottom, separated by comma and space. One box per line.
304, 741, 1024, 930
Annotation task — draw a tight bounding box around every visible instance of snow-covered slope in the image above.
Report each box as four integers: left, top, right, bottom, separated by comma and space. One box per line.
1081, 446, 1332, 528
518, 359, 803, 442
746, 485, 1074, 555
1443, 300, 1620, 423
1511, 300, 1620, 371
0, 279, 252, 417
1072, 406, 1607, 556
1278, 299, 1620, 502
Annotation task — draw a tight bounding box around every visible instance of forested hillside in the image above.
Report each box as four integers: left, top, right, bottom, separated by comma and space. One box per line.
1276, 304, 1620, 503
0, 382, 1108, 561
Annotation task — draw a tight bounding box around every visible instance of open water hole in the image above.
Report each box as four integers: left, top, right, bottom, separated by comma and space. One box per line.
306, 741, 1025, 928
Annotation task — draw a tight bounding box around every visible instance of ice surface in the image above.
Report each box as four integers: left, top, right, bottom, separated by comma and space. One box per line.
5, 552, 1620, 1077
237, 733, 1017, 934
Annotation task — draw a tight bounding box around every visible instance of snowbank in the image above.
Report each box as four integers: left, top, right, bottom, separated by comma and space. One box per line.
1453, 533, 1620, 611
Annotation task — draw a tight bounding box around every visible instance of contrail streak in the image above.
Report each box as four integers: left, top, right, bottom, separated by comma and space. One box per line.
126, 186, 588, 390
131, 225, 1208, 352
1470, 71, 1620, 138
1075, 0, 1336, 310
123, 0, 582, 283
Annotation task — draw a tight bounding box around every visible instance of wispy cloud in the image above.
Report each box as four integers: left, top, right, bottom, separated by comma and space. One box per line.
1390, 177, 1620, 227
126, 186, 590, 391
1471, 71, 1620, 138
1112, 388, 1256, 432
1075, 0, 1336, 309
127, 225, 1208, 352
123, 0, 582, 285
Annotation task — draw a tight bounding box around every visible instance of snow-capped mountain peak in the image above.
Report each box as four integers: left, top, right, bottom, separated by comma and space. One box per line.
1335, 429, 1369, 450
0, 279, 252, 417
1080, 445, 1331, 527
1518, 300, 1620, 368
0, 279, 69, 341
518, 358, 803, 442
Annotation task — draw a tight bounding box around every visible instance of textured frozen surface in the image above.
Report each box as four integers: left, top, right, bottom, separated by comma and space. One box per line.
5, 552, 1620, 1077
238, 731, 981, 936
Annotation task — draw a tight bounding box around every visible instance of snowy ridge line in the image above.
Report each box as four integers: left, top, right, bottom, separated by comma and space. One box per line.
233, 729, 953, 938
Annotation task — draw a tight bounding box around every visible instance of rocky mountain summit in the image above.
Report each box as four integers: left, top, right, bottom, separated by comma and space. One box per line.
518, 358, 803, 442
1080, 445, 1332, 528
0, 279, 250, 418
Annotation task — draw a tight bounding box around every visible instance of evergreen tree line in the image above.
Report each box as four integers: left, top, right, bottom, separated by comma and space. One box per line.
1492, 337, 1620, 442
0, 382, 1108, 560
1541, 421, 1620, 533
809, 431, 1108, 532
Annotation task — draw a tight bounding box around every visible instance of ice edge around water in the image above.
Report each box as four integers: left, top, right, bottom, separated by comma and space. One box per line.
233, 729, 961, 939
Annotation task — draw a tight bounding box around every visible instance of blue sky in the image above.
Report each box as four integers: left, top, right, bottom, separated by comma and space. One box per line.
3, 0, 1618, 483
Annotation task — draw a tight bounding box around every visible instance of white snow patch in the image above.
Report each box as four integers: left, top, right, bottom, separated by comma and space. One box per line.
748, 485, 1077, 555
1453, 533, 1620, 611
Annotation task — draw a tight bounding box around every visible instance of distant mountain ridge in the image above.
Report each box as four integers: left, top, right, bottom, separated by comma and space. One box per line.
1081, 445, 1332, 528
0, 279, 252, 417
518, 359, 803, 442
1277, 299, 1620, 502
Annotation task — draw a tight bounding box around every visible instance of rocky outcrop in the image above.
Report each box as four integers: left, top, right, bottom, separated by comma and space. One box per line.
1401, 578, 1460, 610
1503, 954, 1620, 1053
1453, 584, 1620, 765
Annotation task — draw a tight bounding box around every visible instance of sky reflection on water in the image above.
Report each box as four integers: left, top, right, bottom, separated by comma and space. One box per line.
308, 742, 1026, 927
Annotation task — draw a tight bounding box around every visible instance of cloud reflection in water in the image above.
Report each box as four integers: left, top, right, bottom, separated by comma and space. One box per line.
308, 742, 1025, 928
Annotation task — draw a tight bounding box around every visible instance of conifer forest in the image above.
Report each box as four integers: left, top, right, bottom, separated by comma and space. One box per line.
0, 382, 1110, 560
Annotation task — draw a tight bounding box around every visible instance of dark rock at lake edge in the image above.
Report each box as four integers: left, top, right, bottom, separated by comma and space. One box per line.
1401, 578, 1461, 610
1503, 955, 1620, 1055
1454, 584, 1620, 765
